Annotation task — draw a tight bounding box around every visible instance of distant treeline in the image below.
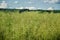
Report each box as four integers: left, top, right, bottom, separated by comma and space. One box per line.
0, 8, 60, 13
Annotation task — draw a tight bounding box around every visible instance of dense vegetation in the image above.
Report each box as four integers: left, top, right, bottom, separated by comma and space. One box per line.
0, 10, 60, 40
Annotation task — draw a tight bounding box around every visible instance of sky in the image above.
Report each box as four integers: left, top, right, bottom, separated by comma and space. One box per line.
0, 0, 60, 10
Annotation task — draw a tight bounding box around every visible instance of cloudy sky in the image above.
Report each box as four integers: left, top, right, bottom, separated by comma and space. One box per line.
0, 0, 60, 10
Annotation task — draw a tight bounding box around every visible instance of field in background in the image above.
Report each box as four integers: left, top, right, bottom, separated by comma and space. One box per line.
0, 10, 60, 40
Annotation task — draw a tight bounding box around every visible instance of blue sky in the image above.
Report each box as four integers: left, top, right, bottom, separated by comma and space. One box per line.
0, 0, 60, 10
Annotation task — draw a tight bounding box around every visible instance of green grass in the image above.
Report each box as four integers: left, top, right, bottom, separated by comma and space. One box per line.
0, 11, 60, 40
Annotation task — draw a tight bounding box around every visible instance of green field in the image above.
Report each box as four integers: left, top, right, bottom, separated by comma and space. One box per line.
0, 11, 60, 40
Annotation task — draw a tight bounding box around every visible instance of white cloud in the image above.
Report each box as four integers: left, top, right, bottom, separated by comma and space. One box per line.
37, 8, 42, 9
47, 7, 54, 10
15, 6, 37, 10
25, 7, 36, 10
0, 1, 7, 8
44, 0, 59, 3
16, 7, 24, 9
14, 1, 18, 4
